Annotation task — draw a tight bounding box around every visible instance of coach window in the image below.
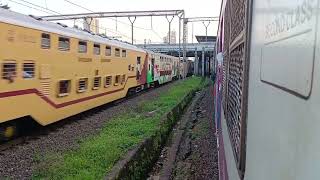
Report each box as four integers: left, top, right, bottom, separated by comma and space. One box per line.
115, 48, 120, 57
77, 78, 88, 93
121, 75, 126, 84
41, 33, 50, 49
93, 77, 101, 90
23, 61, 35, 79
94, 44, 100, 55
78, 41, 87, 53
122, 50, 127, 57
58, 80, 71, 97
58, 37, 70, 51
105, 46, 112, 56
114, 75, 120, 86
105, 76, 112, 87
2, 61, 16, 81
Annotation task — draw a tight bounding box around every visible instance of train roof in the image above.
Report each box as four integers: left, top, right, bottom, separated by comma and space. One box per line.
0, 8, 146, 53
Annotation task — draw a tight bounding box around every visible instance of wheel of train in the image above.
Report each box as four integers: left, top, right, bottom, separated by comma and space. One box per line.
0, 122, 18, 142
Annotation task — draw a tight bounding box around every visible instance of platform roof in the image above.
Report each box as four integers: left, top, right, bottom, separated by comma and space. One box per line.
195, 36, 216, 43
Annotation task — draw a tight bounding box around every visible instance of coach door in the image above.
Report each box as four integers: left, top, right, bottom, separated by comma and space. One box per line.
136, 56, 141, 80
151, 58, 155, 79
39, 64, 51, 97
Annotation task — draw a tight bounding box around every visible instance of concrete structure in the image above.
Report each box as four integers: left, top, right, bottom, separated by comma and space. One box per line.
196, 35, 216, 43
163, 30, 177, 44
137, 42, 214, 77
83, 18, 100, 34
137, 42, 214, 57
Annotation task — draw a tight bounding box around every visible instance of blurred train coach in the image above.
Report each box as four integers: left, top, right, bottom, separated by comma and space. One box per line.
0, 8, 181, 141
214, 0, 320, 180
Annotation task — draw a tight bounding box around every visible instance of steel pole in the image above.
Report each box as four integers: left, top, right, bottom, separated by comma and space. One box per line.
192, 23, 194, 44
194, 48, 198, 75
206, 27, 208, 42
202, 47, 205, 77
166, 16, 174, 44
202, 21, 211, 42
178, 17, 181, 61
183, 14, 187, 62
128, 16, 137, 44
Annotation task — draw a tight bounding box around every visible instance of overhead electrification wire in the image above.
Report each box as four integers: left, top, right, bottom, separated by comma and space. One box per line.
63, 0, 139, 40
64, 0, 165, 41
64, 0, 152, 31
13, 0, 61, 14
9, 0, 165, 42
10, 0, 87, 28
8, 0, 55, 15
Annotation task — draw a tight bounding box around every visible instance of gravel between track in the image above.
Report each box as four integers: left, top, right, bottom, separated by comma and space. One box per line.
173, 86, 219, 180
148, 85, 219, 180
0, 82, 177, 179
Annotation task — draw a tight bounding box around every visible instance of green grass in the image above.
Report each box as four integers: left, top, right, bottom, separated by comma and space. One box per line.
32, 76, 206, 180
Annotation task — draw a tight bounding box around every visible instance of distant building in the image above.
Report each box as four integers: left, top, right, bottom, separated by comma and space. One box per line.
185, 26, 188, 43
83, 18, 100, 34
163, 30, 177, 44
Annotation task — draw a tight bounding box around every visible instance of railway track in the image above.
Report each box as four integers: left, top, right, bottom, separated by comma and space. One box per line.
0, 137, 25, 152
0, 81, 177, 178
0, 82, 164, 152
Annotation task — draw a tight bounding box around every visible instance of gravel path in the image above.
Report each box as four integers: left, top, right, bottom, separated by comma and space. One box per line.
173, 85, 218, 180
0, 82, 176, 179
148, 85, 219, 180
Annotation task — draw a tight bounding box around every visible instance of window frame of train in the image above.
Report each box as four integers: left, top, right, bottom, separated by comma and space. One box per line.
105, 46, 112, 56
121, 74, 126, 85
104, 75, 112, 88
221, 0, 252, 178
136, 56, 141, 80
77, 78, 88, 93
41, 33, 50, 49
93, 44, 101, 55
23, 61, 35, 79
92, 77, 101, 90
2, 60, 17, 81
122, 49, 127, 58
58, 37, 70, 51
78, 41, 87, 54
114, 75, 121, 86
217, 0, 252, 179
58, 80, 71, 97
115, 48, 120, 57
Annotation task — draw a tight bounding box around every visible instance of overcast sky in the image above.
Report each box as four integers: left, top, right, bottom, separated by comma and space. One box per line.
2, 0, 221, 43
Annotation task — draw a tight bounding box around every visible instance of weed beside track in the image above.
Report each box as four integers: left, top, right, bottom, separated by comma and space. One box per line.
33, 77, 206, 179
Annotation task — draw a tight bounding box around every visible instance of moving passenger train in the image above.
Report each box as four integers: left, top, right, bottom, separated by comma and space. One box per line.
0, 8, 182, 141
214, 0, 320, 179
